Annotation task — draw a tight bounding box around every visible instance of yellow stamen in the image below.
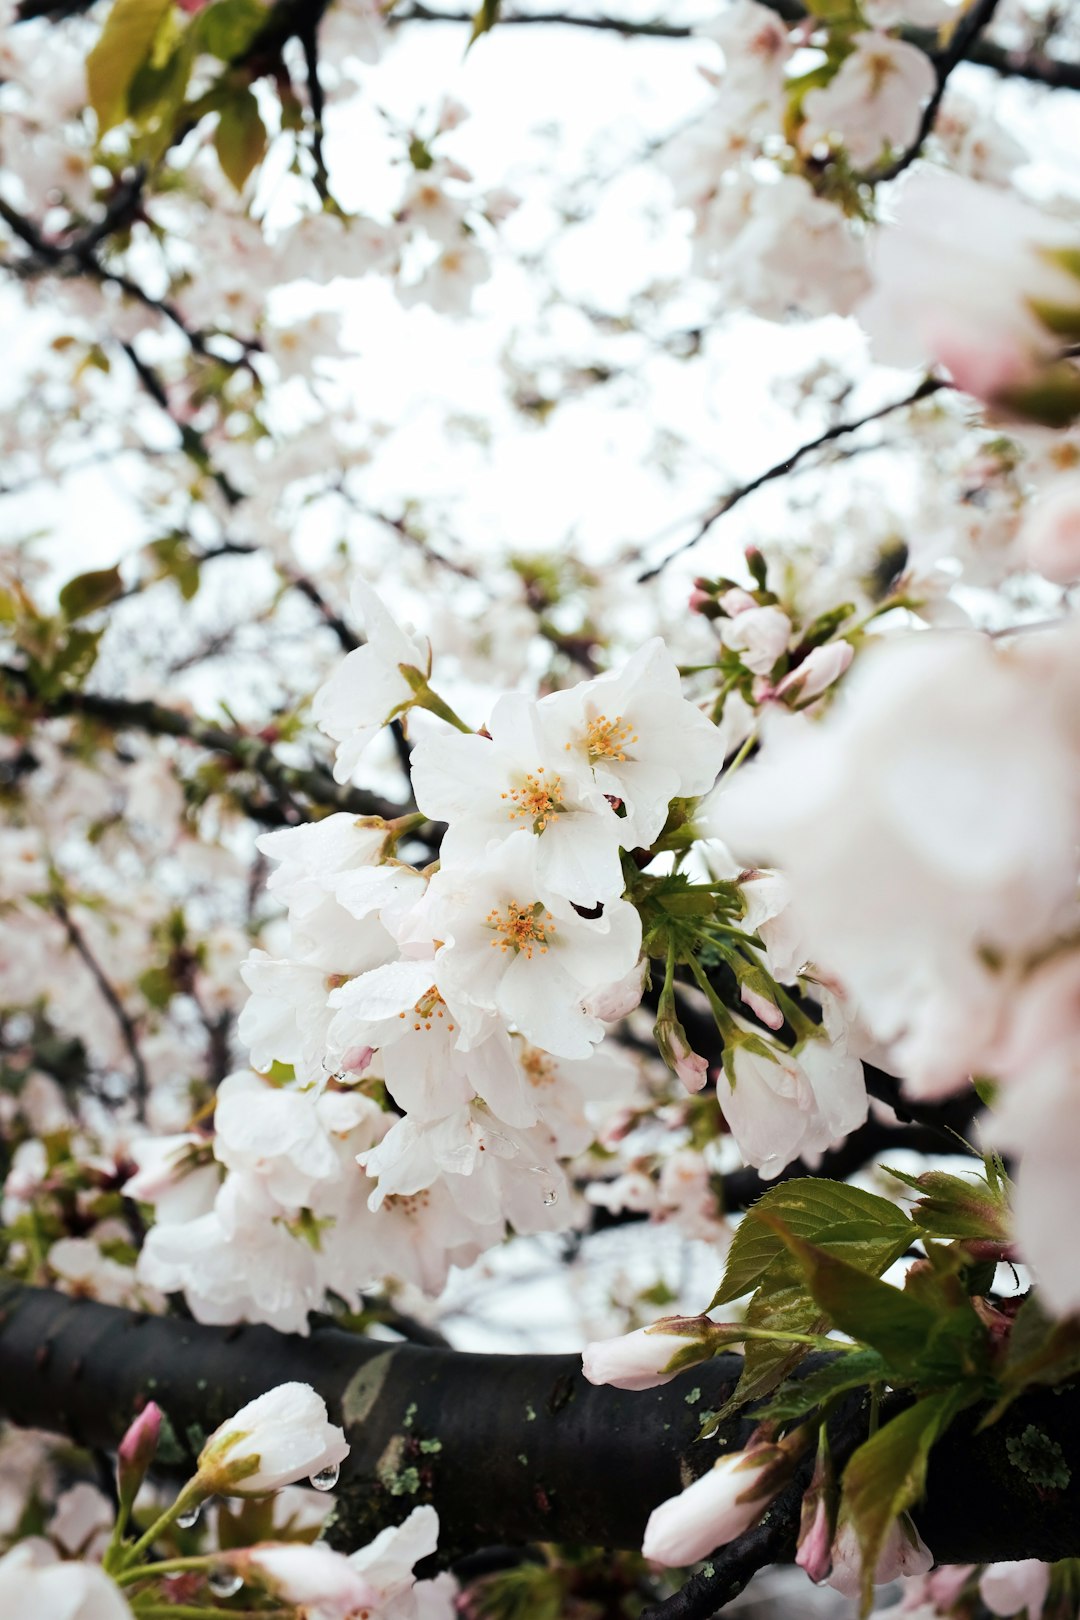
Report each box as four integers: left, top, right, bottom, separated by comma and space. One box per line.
486, 901, 556, 959
582, 713, 637, 763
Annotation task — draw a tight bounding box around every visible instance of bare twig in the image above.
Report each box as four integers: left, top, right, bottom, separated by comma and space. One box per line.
864, 0, 1003, 183
636, 375, 947, 582
50, 894, 149, 1115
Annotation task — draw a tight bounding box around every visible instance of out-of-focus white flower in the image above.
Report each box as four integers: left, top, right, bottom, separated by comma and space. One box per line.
979, 1560, 1051, 1618
800, 33, 935, 169
400, 239, 491, 316
857, 170, 1080, 408
0, 1541, 133, 1618
1020, 476, 1080, 583
197, 1382, 350, 1496
692, 171, 871, 321
698, 0, 792, 123
715, 628, 1080, 1098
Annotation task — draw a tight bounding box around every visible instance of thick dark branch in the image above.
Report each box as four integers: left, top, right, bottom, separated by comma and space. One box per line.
1, 664, 406, 823
3, 1281, 1080, 1568
636, 375, 946, 582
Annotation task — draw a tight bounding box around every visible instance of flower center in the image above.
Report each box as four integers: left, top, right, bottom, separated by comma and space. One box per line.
383, 1190, 432, 1217
487, 901, 556, 958
397, 986, 454, 1033
502, 767, 564, 832
520, 1046, 557, 1086
579, 713, 638, 763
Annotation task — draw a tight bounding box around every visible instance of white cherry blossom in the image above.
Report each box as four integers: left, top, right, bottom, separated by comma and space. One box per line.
410, 691, 627, 905
540, 638, 726, 849
313, 582, 429, 783
419, 832, 643, 1059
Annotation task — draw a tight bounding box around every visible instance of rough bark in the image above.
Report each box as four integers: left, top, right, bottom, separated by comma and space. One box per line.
3, 1280, 1080, 1567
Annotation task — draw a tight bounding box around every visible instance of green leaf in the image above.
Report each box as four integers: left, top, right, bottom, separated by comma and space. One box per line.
764, 1221, 939, 1369
196, 0, 269, 59
711, 1180, 914, 1308
757, 1349, 887, 1423
704, 1180, 914, 1421
58, 566, 124, 622
214, 88, 267, 191
86, 0, 174, 134
842, 1388, 974, 1614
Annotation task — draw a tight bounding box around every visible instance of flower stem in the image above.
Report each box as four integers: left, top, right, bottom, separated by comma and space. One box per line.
117, 1555, 215, 1587
117, 1477, 207, 1572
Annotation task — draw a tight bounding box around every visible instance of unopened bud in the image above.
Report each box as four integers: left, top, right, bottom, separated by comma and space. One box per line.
117, 1402, 162, 1510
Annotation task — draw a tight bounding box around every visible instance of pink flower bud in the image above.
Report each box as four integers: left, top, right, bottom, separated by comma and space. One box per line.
117, 1402, 162, 1508
796, 1495, 833, 1584
739, 984, 784, 1031
586, 959, 647, 1022
773, 642, 854, 704
642, 1449, 781, 1566
689, 587, 713, 614
672, 1034, 709, 1094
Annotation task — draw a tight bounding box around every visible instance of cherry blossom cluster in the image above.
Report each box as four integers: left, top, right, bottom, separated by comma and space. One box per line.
121, 582, 755, 1328
0, 1378, 455, 1620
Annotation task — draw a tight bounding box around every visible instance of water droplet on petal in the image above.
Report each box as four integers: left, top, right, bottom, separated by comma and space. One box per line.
309, 1462, 340, 1491
176, 1503, 202, 1529
542, 1188, 559, 1206
209, 1570, 244, 1598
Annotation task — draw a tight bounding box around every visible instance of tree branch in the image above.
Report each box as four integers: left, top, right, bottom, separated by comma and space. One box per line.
0, 663, 407, 824
864, 0, 1002, 183
388, 2, 1080, 93
636, 375, 946, 582
3, 1281, 1080, 1567
48, 895, 149, 1114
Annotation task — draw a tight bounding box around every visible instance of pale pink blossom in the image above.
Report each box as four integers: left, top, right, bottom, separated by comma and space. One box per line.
719, 605, 792, 675
800, 34, 935, 170
582, 1325, 702, 1391
1020, 477, 1080, 583
826, 1516, 933, 1597
642, 1450, 780, 1566
979, 1561, 1050, 1618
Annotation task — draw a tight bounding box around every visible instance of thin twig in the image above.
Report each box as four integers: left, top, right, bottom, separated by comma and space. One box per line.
50, 894, 149, 1115
865, 0, 1003, 183
637, 375, 946, 582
